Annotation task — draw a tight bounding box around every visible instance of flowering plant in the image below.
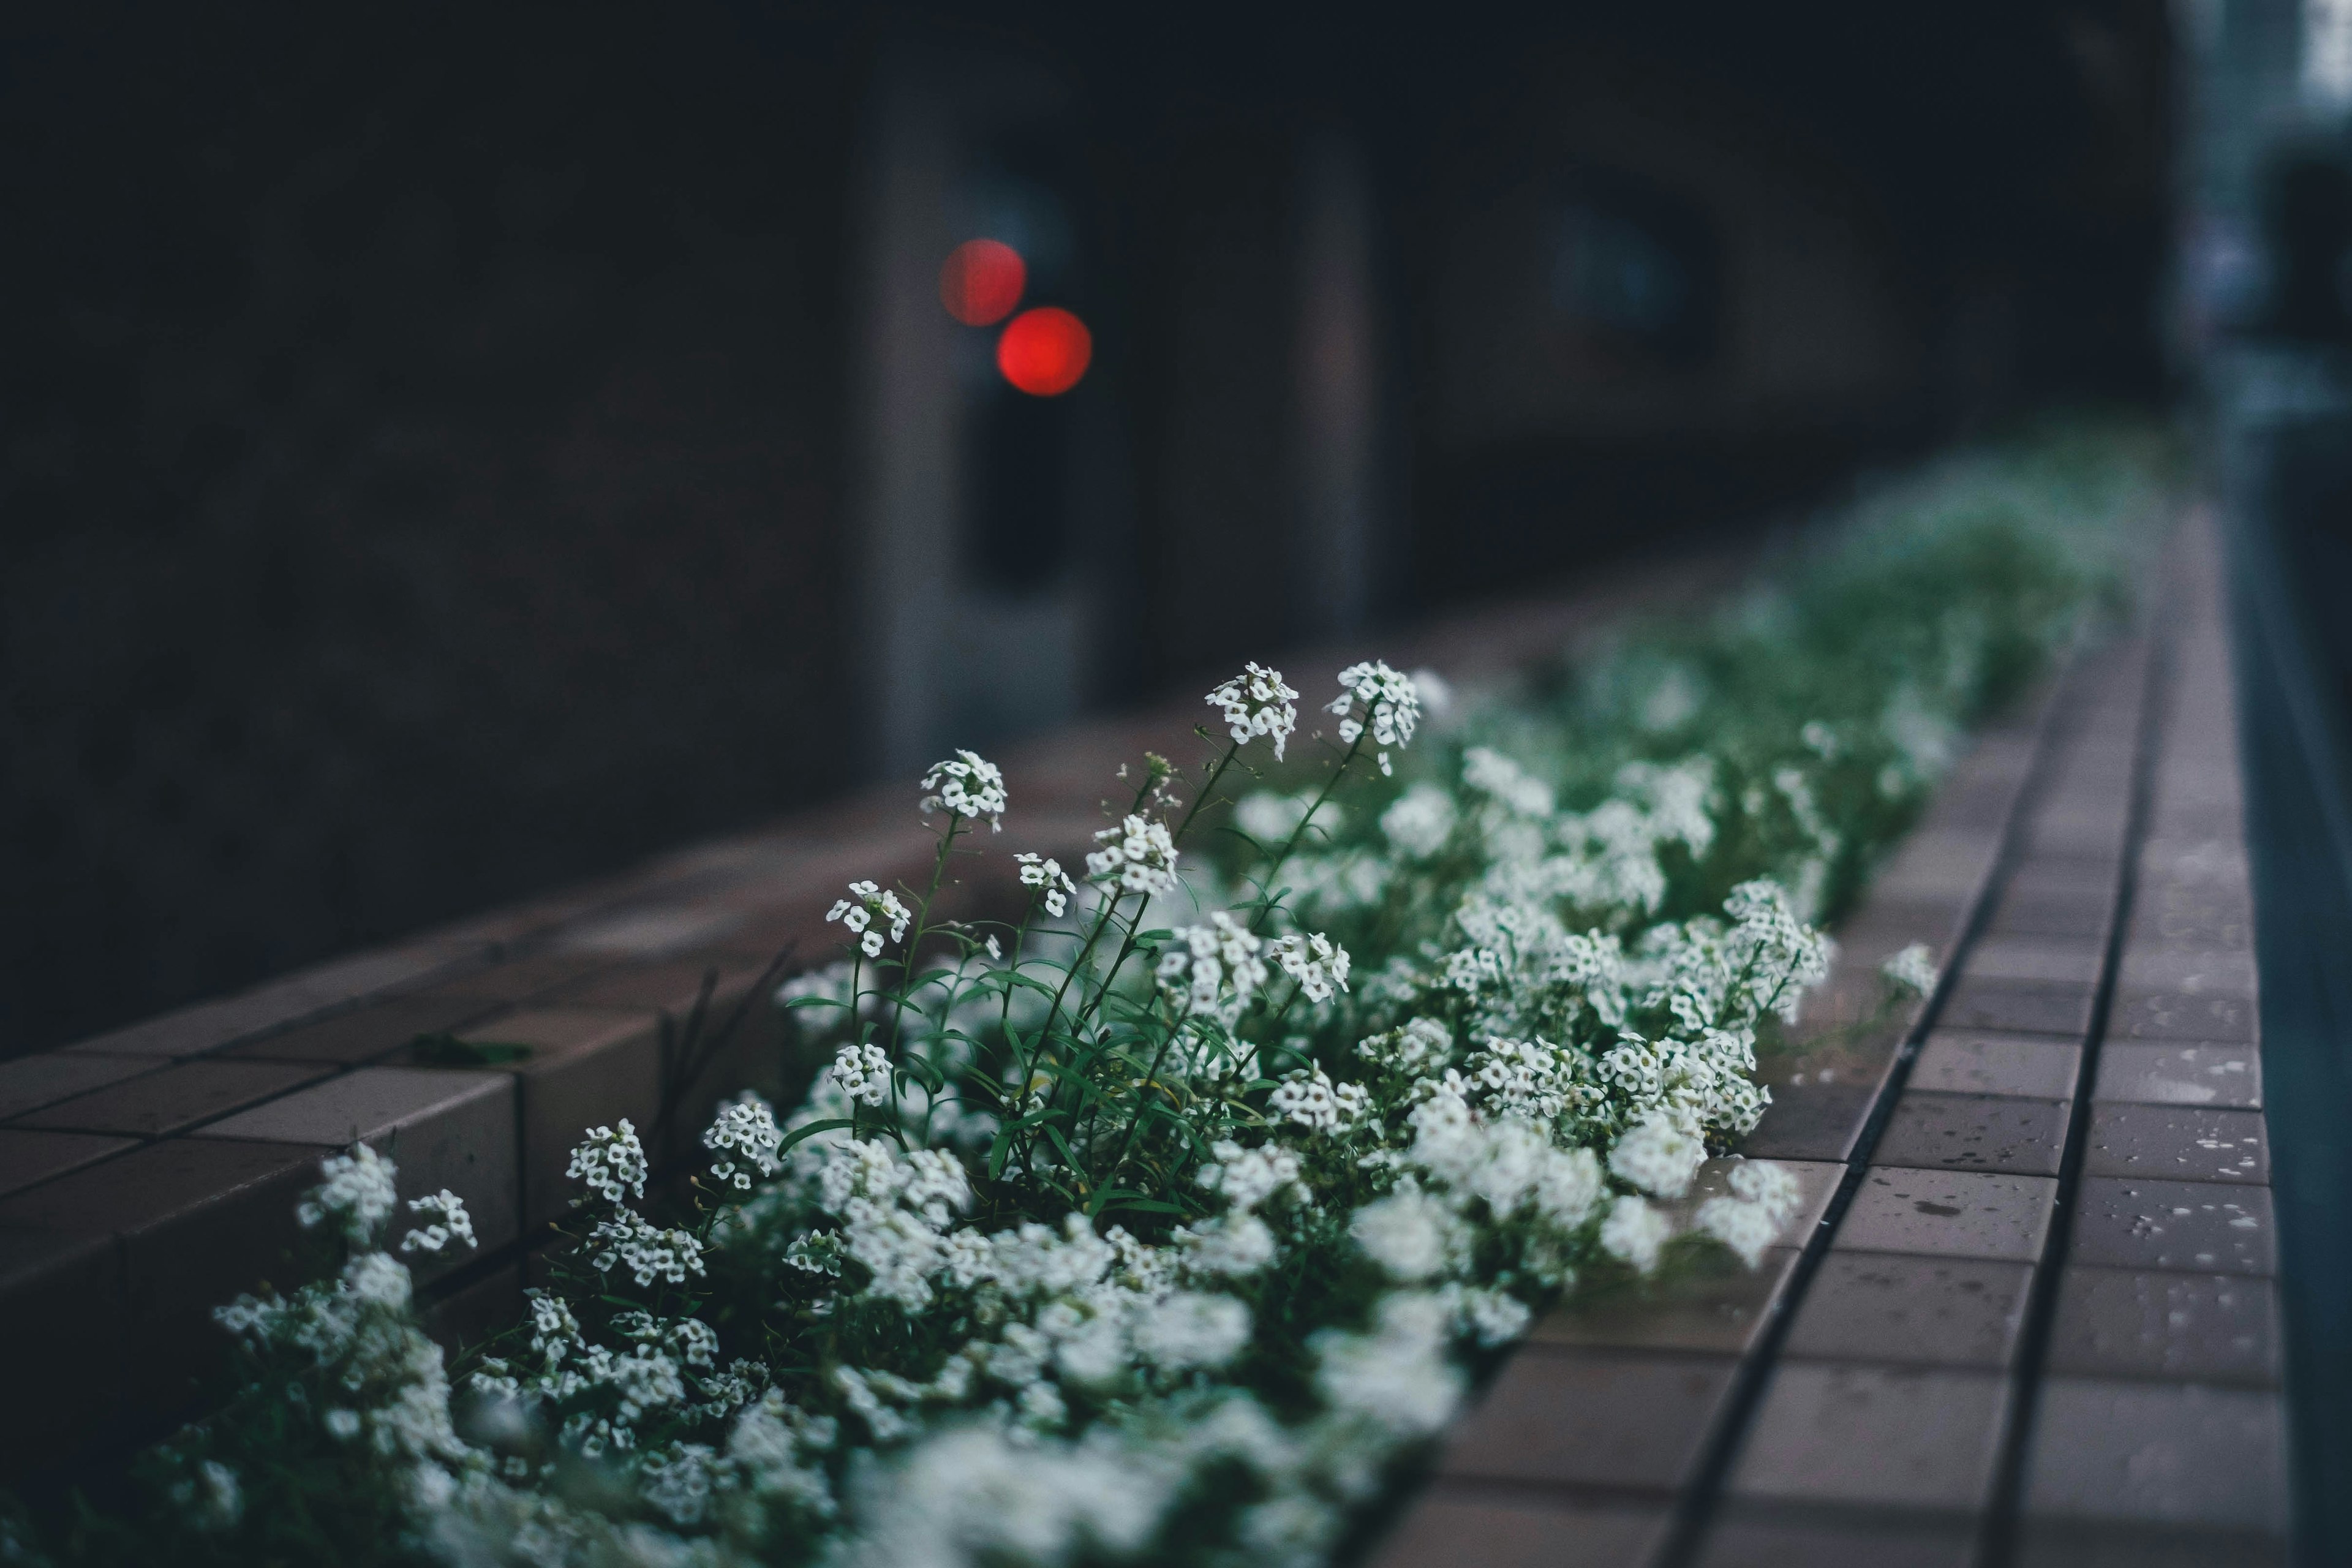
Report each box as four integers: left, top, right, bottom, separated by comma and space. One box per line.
2, 428, 2157, 1568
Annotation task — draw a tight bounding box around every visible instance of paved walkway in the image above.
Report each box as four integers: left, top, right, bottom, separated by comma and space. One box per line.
1377, 513, 2280, 1566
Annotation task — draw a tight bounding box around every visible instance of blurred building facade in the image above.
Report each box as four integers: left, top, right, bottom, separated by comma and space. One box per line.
0, 0, 2174, 1054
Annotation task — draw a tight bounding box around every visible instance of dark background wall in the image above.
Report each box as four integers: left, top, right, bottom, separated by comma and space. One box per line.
0, 0, 2175, 1056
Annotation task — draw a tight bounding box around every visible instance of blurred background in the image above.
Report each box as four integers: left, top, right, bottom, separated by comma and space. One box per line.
0, 0, 2332, 1056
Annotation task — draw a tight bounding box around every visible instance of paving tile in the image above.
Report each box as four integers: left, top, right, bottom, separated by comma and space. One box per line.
221, 993, 502, 1065
1872, 829, 2003, 901
1983, 884, 2114, 941
56, 988, 320, 1059
1741, 1081, 1879, 1163
2108, 987, 2258, 1044
0, 1137, 330, 1424
0, 1052, 161, 1122
1728, 1363, 2009, 1509
1909, 1033, 2081, 1099
2116, 946, 2258, 995
2082, 1103, 2267, 1183
1694, 1507, 1975, 1568
1834, 1168, 2057, 1262
1531, 1248, 1800, 1355
195, 1066, 520, 1277
1872, 1092, 2070, 1177
2015, 1521, 2285, 1568
548, 955, 767, 1012
1436, 1350, 1736, 1490
1673, 1158, 1842, 1240
420, 952, 620, 1004
1955, 937, 2105, 987
552, 905, 750, 957
2045, 1268, 2279, 1386
2070, 1177, 2274, 1276
0, 1129, 137, 1197
9, 1059, 334, 1137
2128, 892, 2253, 952
1367, 1489, 1672, 1568
2023, 1378, 2288, 1532
1936, 978, 2095, 1039
2094, 1042, 2261, 1109
1782, 1254, 2034, 1368
0, 1226, 128, 1473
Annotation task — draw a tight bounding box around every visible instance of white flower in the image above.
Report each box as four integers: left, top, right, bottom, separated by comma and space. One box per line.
1177, 1214, 1278, 1276
1196, 1140, 1304, 1212
1880, 941, 1939, 997
920, 750, 1008, 830
1350, 1190, 1460, 1281
1268, 930, 1351, 1003
1156, 913, 1267, 1024
829, 1042, 892, 1107
1380, 784, 1457, 859
1207, 662, 1301, 760
1729, 1156, 1803, 1216
1449, 1284, 1532, 1347
296, 1144, 400, 1243
400, 1189, 477, 1254
1269, 1067, 1370, 1135
1312, 1291, 1462, 1434
1598, 1194, 1673, 1273
1134, 1292, 1253, 1370
1085, 814, 1180, 896
1327, 660, 1421, 776
1359, 1017, 1454, 1075
1695, 1194, 1783, 1266
704, 1095, 786, 1189
1015, 853, 1079, 917
1461, 746, 1555, 818
567, 1120, 650, 1205
1607, 1115, 1707, 1198
587, 1211, 707, 1288
827, 879, 914, 959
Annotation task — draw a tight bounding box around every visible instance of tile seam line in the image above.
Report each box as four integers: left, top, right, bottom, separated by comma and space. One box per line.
1649, 644, 2098, 1568
1975, 569, 2177, 1568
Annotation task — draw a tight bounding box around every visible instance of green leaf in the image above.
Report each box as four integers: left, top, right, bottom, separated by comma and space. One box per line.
410, 1032, 532, 1066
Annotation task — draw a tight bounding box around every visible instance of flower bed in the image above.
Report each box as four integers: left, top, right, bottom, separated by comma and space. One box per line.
2, 428, 2165, 1567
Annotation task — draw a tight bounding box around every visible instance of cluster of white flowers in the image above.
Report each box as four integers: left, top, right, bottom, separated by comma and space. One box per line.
296, 1143, 400, 1242
566, 1120, 649, 1205
1268, 929, 1351, 1003
1086, 814, 1180, 895
1268, 1068, 1370, 1135
704, 1094, 785, 1189
1207, 662, 1300, 761
1881, 940, 1940, 997
830, 1041, 893, 1107
587, 1210, 707, 1289
921, 750, 1009, 829
828, 879, 914, 958
399, 1190, 477, 1255
1156, 913, 1268, 1025
1016, 852, 1078, 917
1328, 660, 1421, 776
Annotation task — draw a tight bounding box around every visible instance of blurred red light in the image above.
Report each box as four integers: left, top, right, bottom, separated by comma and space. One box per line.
996, 307, 1092, 396
940, 239, 1027, 326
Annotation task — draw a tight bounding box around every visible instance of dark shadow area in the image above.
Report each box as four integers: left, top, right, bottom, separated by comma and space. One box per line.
0, 0, 2173, 1055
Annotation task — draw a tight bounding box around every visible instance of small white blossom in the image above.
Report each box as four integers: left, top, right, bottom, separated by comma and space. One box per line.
1695, 1194, 1783, 1266
567, 1120, 649, 1205
1177, 1213, 1278, 1276
1085, 814, 1180, 896
704, 1095, 786, 1189
1268, 930, 1351, 1003
1196, 1140, 1305, 1212
1015, 852, 1079, 917
827, 879, 913, 959
1359, 1017, 1454, 1075
1881, 941, 1940, 997
1327, 660, 1421, 776
400, 1189, 477, 1254
1598, 1194, 1673, 1273
588, 1211, 707, 1288
1608, 1115, 1708, 1198
1207, 662, 1301, 761
829, 1042, 892, 1107
296, 1144, 401, 1244
1350, 1190, 1460, 1281
1156, 913, 1268, 1025
1269, 1067, 1370, 1135
1381, 784, 1457, 859
1134, 1292, 1253, 1370
920, 750, 1008, 830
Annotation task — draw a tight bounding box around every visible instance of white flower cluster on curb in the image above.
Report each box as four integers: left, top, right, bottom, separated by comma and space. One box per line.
34, 431, 2157, 1568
